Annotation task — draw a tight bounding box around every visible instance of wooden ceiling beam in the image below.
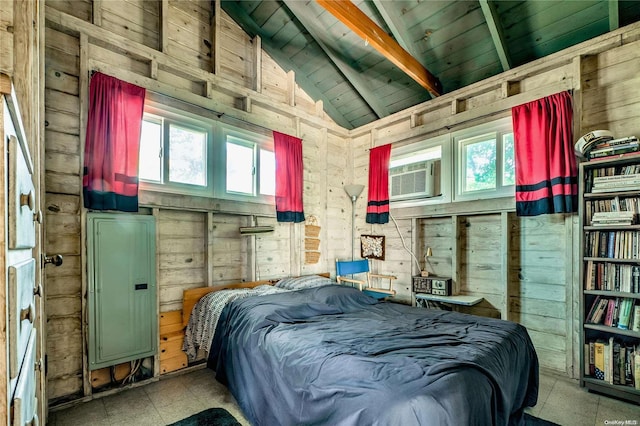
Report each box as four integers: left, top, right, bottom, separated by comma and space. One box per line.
479, 0, 511, 71
284, 0, 389, 119
317, 0, 442, 97
609, 0, 619, 31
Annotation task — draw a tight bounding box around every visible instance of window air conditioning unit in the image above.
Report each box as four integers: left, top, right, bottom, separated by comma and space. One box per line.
389, 160, 436, 200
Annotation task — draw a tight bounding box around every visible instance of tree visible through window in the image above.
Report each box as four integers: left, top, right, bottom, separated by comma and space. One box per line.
138, 103, 277, 204
464, 137, 496, 192
455, 117, 514, 199
169, 124, 206, 186
502, 133, 515, 186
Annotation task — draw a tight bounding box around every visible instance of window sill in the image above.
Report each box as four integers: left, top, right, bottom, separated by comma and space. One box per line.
390, 196, 515, 218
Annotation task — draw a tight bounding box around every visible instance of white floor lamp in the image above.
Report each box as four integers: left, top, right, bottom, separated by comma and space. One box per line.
344, 184, 365, 261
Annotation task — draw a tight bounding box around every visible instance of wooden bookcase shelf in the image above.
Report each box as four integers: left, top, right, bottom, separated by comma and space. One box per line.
579, 156, 640, 404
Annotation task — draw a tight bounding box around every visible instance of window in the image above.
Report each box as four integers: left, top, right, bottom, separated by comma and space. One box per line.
216, 124, 274, 202
388, 117, 513, 207
139, 109, 213, 196
138, 101, 274, 204
389, 145, 441, 200
388, 135, 451, 206
454, 117, 514, 200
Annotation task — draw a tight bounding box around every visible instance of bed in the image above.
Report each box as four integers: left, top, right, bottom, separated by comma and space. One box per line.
183, 275, 539, 426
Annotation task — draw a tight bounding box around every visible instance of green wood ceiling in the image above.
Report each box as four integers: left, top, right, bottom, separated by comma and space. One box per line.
222, 0, 640, 130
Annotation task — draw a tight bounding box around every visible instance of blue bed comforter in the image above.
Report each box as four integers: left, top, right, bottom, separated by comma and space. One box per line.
208, 285, 538, 426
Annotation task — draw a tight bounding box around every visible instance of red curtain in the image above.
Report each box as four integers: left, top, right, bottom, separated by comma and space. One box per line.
512, 91, 577, 216
273, 131, 305, 222
366, 144, 391, 224
83, 72, 146, 212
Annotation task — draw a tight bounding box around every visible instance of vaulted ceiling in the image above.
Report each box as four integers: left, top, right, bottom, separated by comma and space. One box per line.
222, 0, 640, 130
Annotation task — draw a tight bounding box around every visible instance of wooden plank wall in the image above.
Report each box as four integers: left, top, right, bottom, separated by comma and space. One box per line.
156, 210, 207, 312
509, 214, 570, 373
0, 1, 14, 76
42, 0, 346, 403
459, 214, 503, 319
43, 26, 83, 401
38, 0, 640, 403
349, 23, 640, 378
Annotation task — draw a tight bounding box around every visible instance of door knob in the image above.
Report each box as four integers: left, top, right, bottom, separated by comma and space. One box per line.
20, 304, 35, 323
20, 189, 35, 211
42, 254, 63, 267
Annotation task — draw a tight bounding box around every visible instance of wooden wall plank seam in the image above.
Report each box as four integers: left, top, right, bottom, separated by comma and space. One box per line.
45, 6, 347, 137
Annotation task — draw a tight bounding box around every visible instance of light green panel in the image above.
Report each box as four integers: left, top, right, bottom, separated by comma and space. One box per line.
88, 213, 157, 370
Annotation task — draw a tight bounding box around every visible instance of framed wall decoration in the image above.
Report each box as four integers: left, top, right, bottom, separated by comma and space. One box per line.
360, 235, 385, 260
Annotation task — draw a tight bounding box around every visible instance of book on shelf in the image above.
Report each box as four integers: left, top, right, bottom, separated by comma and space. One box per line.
604, 299, 616, 327
584, 261, 640, 292
592, 136, 640, 151
589, 144, 640, 160
586, 296, 602, 322
594, 340, 606, 380
632, 305, 640, 332
586, 137, 640, 160
586, 296, 637, 326
588, 298, 609, 324
585, 231, 640, 262
591, 211, 637, 223
617, 298, 634, 329
584, 342, 596, 376
613, 341, 621, 384
625, 344, 636, 386
585, 338, 638, 387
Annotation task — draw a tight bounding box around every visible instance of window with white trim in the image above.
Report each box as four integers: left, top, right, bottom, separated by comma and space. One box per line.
387, 117, 513, 206
454, 117, 514, 200
139, 108, 213, 197
138, 103, 275, 204
388, 135, 451, 206
218, 125, 275, 201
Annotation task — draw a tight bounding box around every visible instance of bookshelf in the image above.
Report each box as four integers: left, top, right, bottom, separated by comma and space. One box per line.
579, 153, 640, 404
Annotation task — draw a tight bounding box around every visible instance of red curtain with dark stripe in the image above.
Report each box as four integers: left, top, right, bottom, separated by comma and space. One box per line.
83, 72, 146, 212
366, 144, 391, 224
273, 131, 305, 222
512, 91, 577, 216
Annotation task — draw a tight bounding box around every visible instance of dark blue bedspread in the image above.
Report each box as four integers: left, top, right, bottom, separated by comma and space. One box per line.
208, 285, 539, 426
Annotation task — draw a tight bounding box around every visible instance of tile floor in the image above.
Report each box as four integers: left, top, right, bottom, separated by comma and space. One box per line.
48, 367, 639, 425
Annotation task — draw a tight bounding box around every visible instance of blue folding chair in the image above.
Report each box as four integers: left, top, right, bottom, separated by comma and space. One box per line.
335, 258, 397, 300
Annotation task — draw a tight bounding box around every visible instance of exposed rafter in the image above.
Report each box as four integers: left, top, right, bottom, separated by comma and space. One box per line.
222, 2, 353, 129
284, 0, 389, 119
371, 0, 435, 100
609, 0, 619, 31
479, 0, 511, 71
370, 0, 418, 63
317, 0, 441, 97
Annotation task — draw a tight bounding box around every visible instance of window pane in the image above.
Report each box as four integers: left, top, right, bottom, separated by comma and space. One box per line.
502, 133, 515, 186
464, 138, 496, 191
139, 119, 162, 182
260, 149, 275, 196
169, 124, 207, 186
226, 141, 255, 194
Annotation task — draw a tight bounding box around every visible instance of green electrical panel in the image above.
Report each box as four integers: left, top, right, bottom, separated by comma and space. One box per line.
87, 213, 157, 370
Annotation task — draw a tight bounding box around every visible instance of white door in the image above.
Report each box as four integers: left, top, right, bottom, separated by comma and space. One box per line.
3, 77, 47, 426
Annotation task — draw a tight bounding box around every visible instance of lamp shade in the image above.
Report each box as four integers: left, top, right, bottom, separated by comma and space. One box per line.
344, 184, 365, 199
